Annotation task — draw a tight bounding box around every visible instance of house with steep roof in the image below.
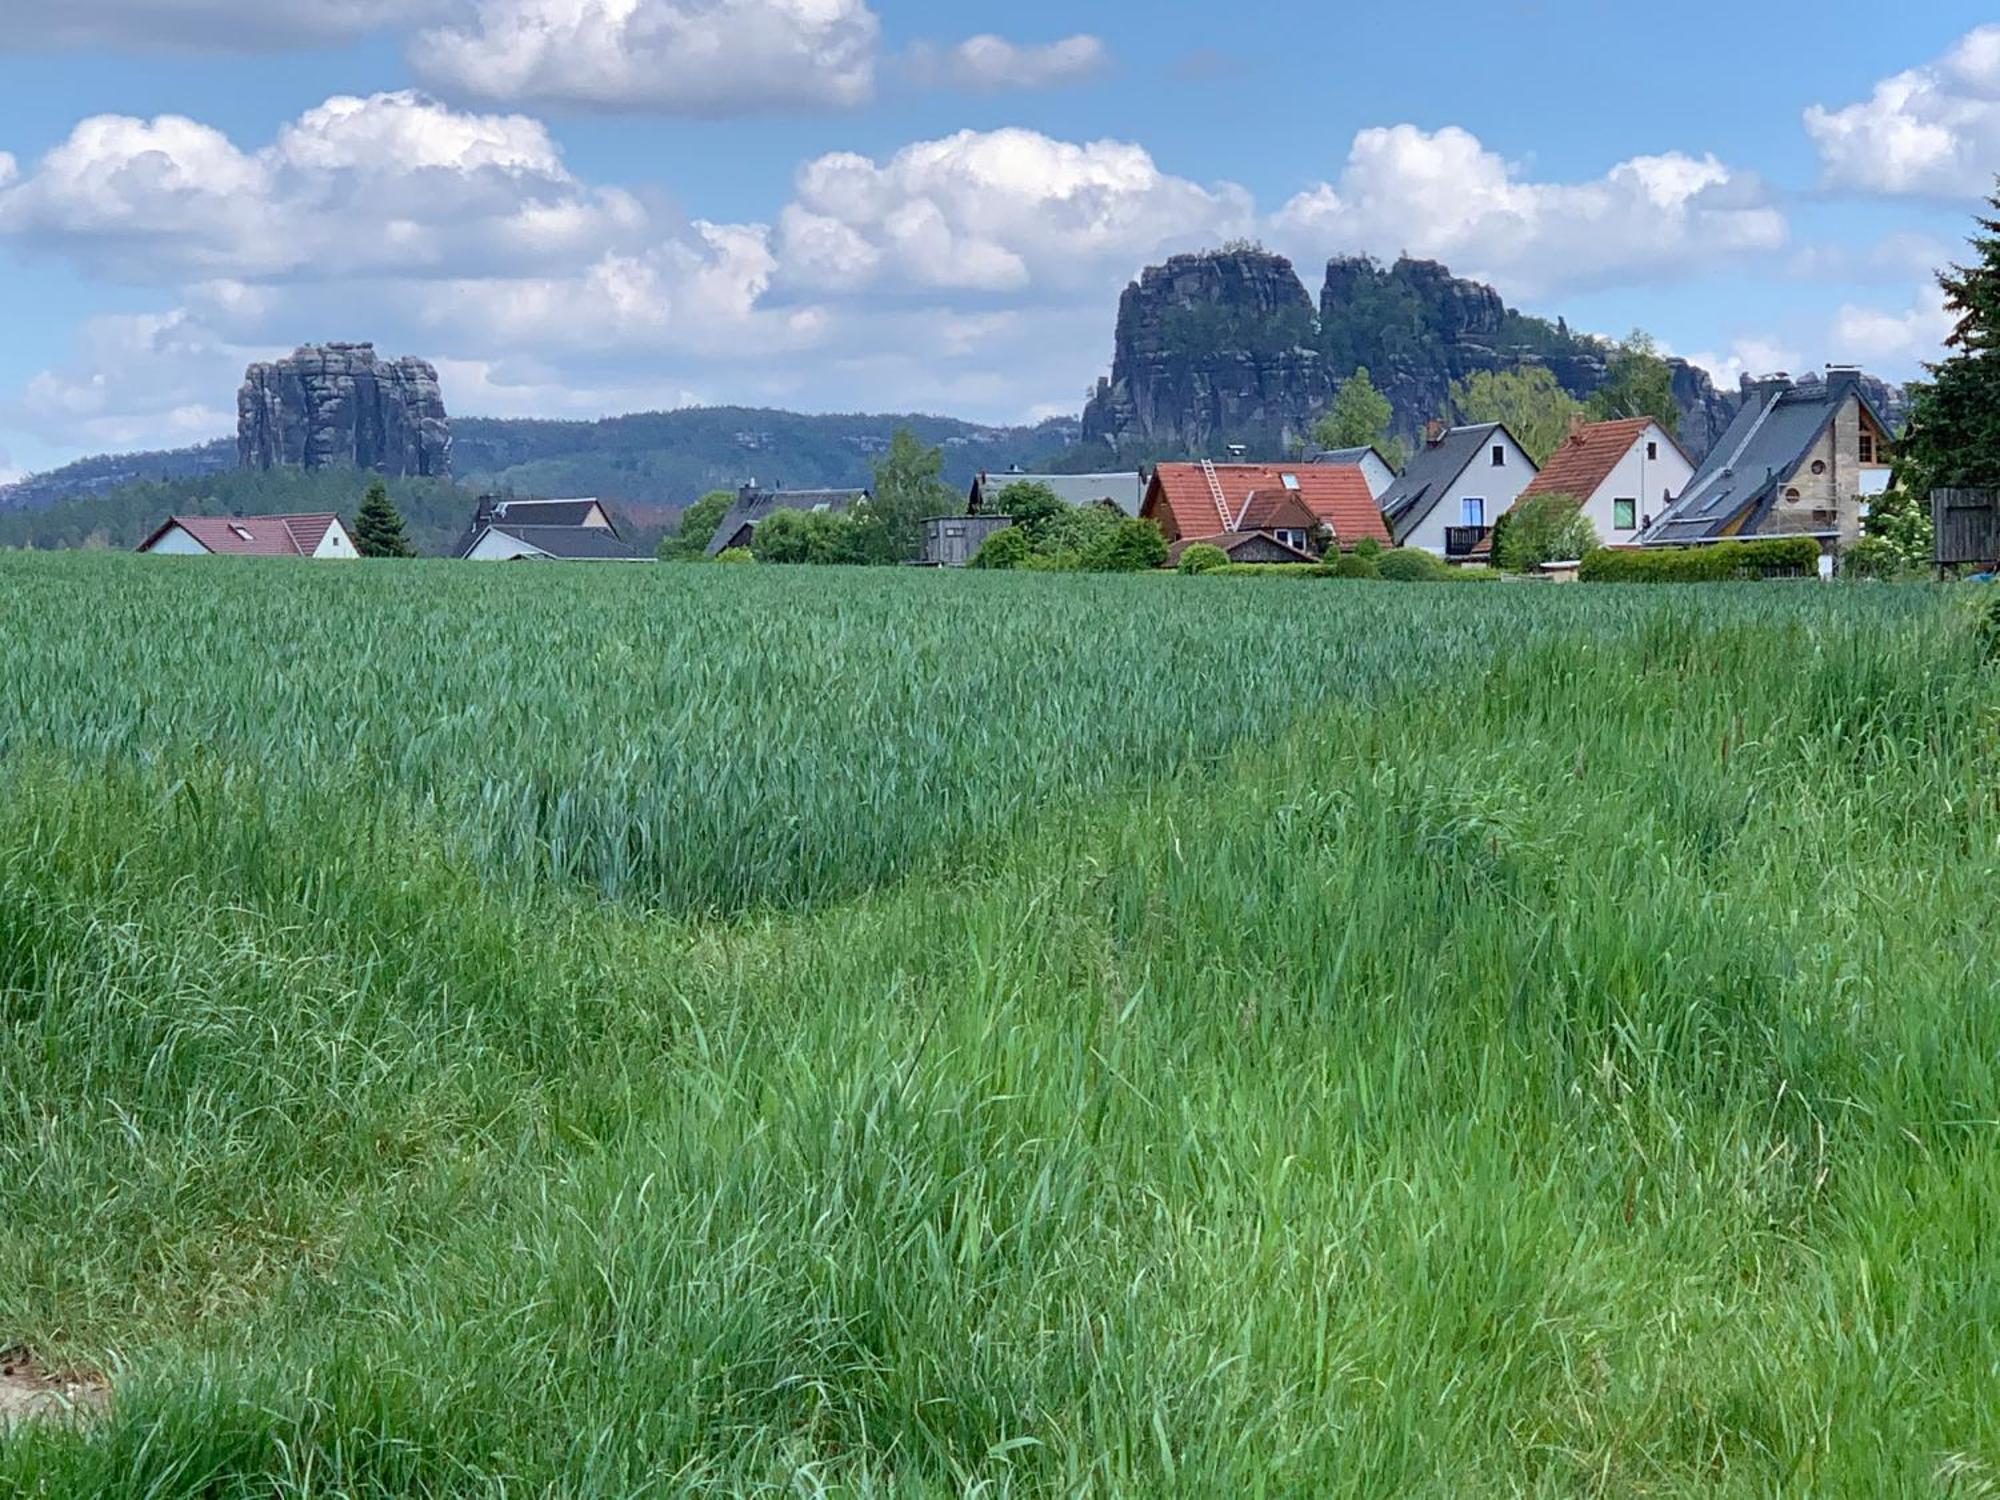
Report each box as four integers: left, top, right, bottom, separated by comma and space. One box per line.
1142, 463, 1391, 553
455, 496, 645, 561
1504, 417, 1693, 550
968, 469, 1144, 517
1310, 446, 1400, 501
706, 485, 870, 557
1379, 423, 1538, 559
1640, 369, 1895, 552
138, 512, 359, 559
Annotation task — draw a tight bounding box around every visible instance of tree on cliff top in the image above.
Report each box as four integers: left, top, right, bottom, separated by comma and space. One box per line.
1447, 367, 1583, 467
1587, 331, 1680, 436
1312, 369, 1406, 467
354, 480, 413, 559
1899, 181, 2000, 495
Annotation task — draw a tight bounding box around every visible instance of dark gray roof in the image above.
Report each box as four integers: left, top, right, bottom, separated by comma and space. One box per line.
493, 499, 602, 528
487, 525, 642, 560
1311, 446, 1394, 470
1641, 380, 1889, 544
1378, 424, 1509, 542
706, 489, 868, 557
968, 472, 1144, 517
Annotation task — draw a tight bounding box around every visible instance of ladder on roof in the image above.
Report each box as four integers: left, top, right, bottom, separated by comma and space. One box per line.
1200, 459, 1233, 531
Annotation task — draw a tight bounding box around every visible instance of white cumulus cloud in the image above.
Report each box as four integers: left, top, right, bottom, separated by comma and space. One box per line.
411, 0, 881, 114
905, 34, 1108, 92
1271, 125, 1786, 299
0, 92, 651, 283
1806, 25, 2000, 197
1832, 284, 1955, 365
778, 127, 1254, 293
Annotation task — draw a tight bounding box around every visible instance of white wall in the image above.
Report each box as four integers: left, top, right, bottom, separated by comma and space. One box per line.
1403, 431, 1537, 556
313, 521, 361, 559
141, 525, 210, 555
464, 529, 551, 561
1580, 424, 1694, 545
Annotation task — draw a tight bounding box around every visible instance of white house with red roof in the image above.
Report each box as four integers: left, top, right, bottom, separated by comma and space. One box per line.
138, 513, 360, 559
1142, 463, 1391, 554
1505, 417, 1693, 549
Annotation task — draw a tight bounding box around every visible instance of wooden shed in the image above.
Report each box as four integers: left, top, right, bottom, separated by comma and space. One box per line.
1933, 489, 2000, 569
922, 515, 1016, 568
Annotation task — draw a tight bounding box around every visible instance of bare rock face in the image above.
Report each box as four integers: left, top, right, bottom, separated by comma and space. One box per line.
238, 343, 451, 477
1082, 249, 1333, 456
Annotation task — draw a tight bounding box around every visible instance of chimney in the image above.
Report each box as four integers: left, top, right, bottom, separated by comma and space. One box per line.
1748, 372, 1795, 407
1824, 364, 1863, 400
1424, 419, 1447, 447
1568, 409, 1589, 443
474, 494, 496, 527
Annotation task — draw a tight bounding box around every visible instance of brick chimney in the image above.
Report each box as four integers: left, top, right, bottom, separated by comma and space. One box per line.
1424, 419, 1447, 447
1568, 409, 1589, 443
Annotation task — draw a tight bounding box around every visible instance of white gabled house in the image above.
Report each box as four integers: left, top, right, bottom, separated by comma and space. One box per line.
137, 512, 360, 559
454, 496, 647, 562
1505, 417, 1694, 549
1378, 423, 1539, 559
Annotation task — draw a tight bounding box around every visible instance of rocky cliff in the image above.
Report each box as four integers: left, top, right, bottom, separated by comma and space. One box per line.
1081, 249, 1333, 455
1084, 252, 1783, 461
238, 343, 451, 477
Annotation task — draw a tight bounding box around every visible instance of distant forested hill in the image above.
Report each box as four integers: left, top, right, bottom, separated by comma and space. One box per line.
0, 406, 1084, 553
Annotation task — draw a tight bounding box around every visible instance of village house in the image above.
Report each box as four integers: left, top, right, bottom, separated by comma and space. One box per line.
1503, 416, 1694, 551
1379, 423, 1539, 559
706, 485, 870, 557
1142, 463, 1391, 554
967, 469, 1145, 517
137, 512, 360, 559
455, 496, 644, 561
1640, 368, 1895, 553
1310, 445, 1400, 501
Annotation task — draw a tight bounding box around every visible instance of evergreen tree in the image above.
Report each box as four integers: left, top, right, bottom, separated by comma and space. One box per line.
1899, 183, 2000, 495
1312, 368, 1404, 466
353, 479, 413, 558
1588, 331, 1680, 436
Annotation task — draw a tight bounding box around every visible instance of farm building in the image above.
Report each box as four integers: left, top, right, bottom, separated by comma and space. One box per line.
967, 469, 1145, 517
455, 496, 644, 561
1142, 464, 1390, 552
922, 514, 1017, 567
1639, 369, 1894, 552
1500, 417, 1694, 552
138, 512, 360, 559
1379, 423, 1539, 559
707, 486, 870, 557
1933, 489, 2000, 570
1310, 445, 1400, 501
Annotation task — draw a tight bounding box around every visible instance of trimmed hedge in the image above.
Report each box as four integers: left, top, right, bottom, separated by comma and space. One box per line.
1580, 538, 1822, 583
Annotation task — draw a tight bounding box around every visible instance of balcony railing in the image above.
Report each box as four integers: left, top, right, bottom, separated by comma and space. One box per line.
1444, 526, 1492, 559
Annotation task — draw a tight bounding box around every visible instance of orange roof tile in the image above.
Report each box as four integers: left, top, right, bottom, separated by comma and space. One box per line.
1513, 419, 1671, 511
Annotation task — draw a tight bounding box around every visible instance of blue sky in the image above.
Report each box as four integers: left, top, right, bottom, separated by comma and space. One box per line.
0, 0, 1994, 479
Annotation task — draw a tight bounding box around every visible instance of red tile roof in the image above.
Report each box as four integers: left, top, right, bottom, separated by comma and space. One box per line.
1513, 419, 1674, 511
141, 513, 342, 557
1234, 488, 1321, 533
1145, 464, 1389, 548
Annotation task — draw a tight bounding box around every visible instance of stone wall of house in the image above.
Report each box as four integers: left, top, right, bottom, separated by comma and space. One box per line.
1768, 398, 1865, 543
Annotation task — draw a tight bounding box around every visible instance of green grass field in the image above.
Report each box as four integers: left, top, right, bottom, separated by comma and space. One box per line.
0, 555, 1994, 1496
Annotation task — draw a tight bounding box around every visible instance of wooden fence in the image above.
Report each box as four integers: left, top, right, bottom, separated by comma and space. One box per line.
1933, 489, 2000, 567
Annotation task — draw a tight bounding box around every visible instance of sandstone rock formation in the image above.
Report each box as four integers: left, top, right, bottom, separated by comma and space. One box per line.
1082, 251, 1901, 463
238, 343, 451, 477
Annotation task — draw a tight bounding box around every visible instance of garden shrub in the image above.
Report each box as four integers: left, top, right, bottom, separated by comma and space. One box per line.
1176, 543, 1230, 575
714, 547, 754, 564
1330, 552, 1382, 580
1580, 538, 1821, 583
1842, 537, 1905, 581
1378, 549, 1449, 582
970, 527, 1032, 571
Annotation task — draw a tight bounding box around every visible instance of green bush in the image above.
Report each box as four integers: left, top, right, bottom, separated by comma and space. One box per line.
1209, 563, 1327, 578
1842, 537, 1905, 581
714, 547, 754, 564
1082, 518, 1170, 573
1496, 492, 1600, 573
1330, 552, 1382, 580
1353, 535, 1383, 561
1580, 538, 1822, 583
1177, 543, 1230, 576
1378, 549, 1449, 582
970, 527, 1032, 571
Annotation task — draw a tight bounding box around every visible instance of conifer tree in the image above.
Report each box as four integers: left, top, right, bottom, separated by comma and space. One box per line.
354, 479, 413, 558
1900, 184, 2000, 495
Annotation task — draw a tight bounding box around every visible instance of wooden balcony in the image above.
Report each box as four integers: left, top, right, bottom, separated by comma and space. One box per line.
1444, 526, 1492, 560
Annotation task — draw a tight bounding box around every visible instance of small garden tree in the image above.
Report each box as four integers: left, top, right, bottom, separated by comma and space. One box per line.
1082, 518, 1169, 573
970, 527, 1032, 570
1496, 493, 1600, 572
658, 489, 735, 561
354, 479, 413, 558
1176, 542, 1229, 575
